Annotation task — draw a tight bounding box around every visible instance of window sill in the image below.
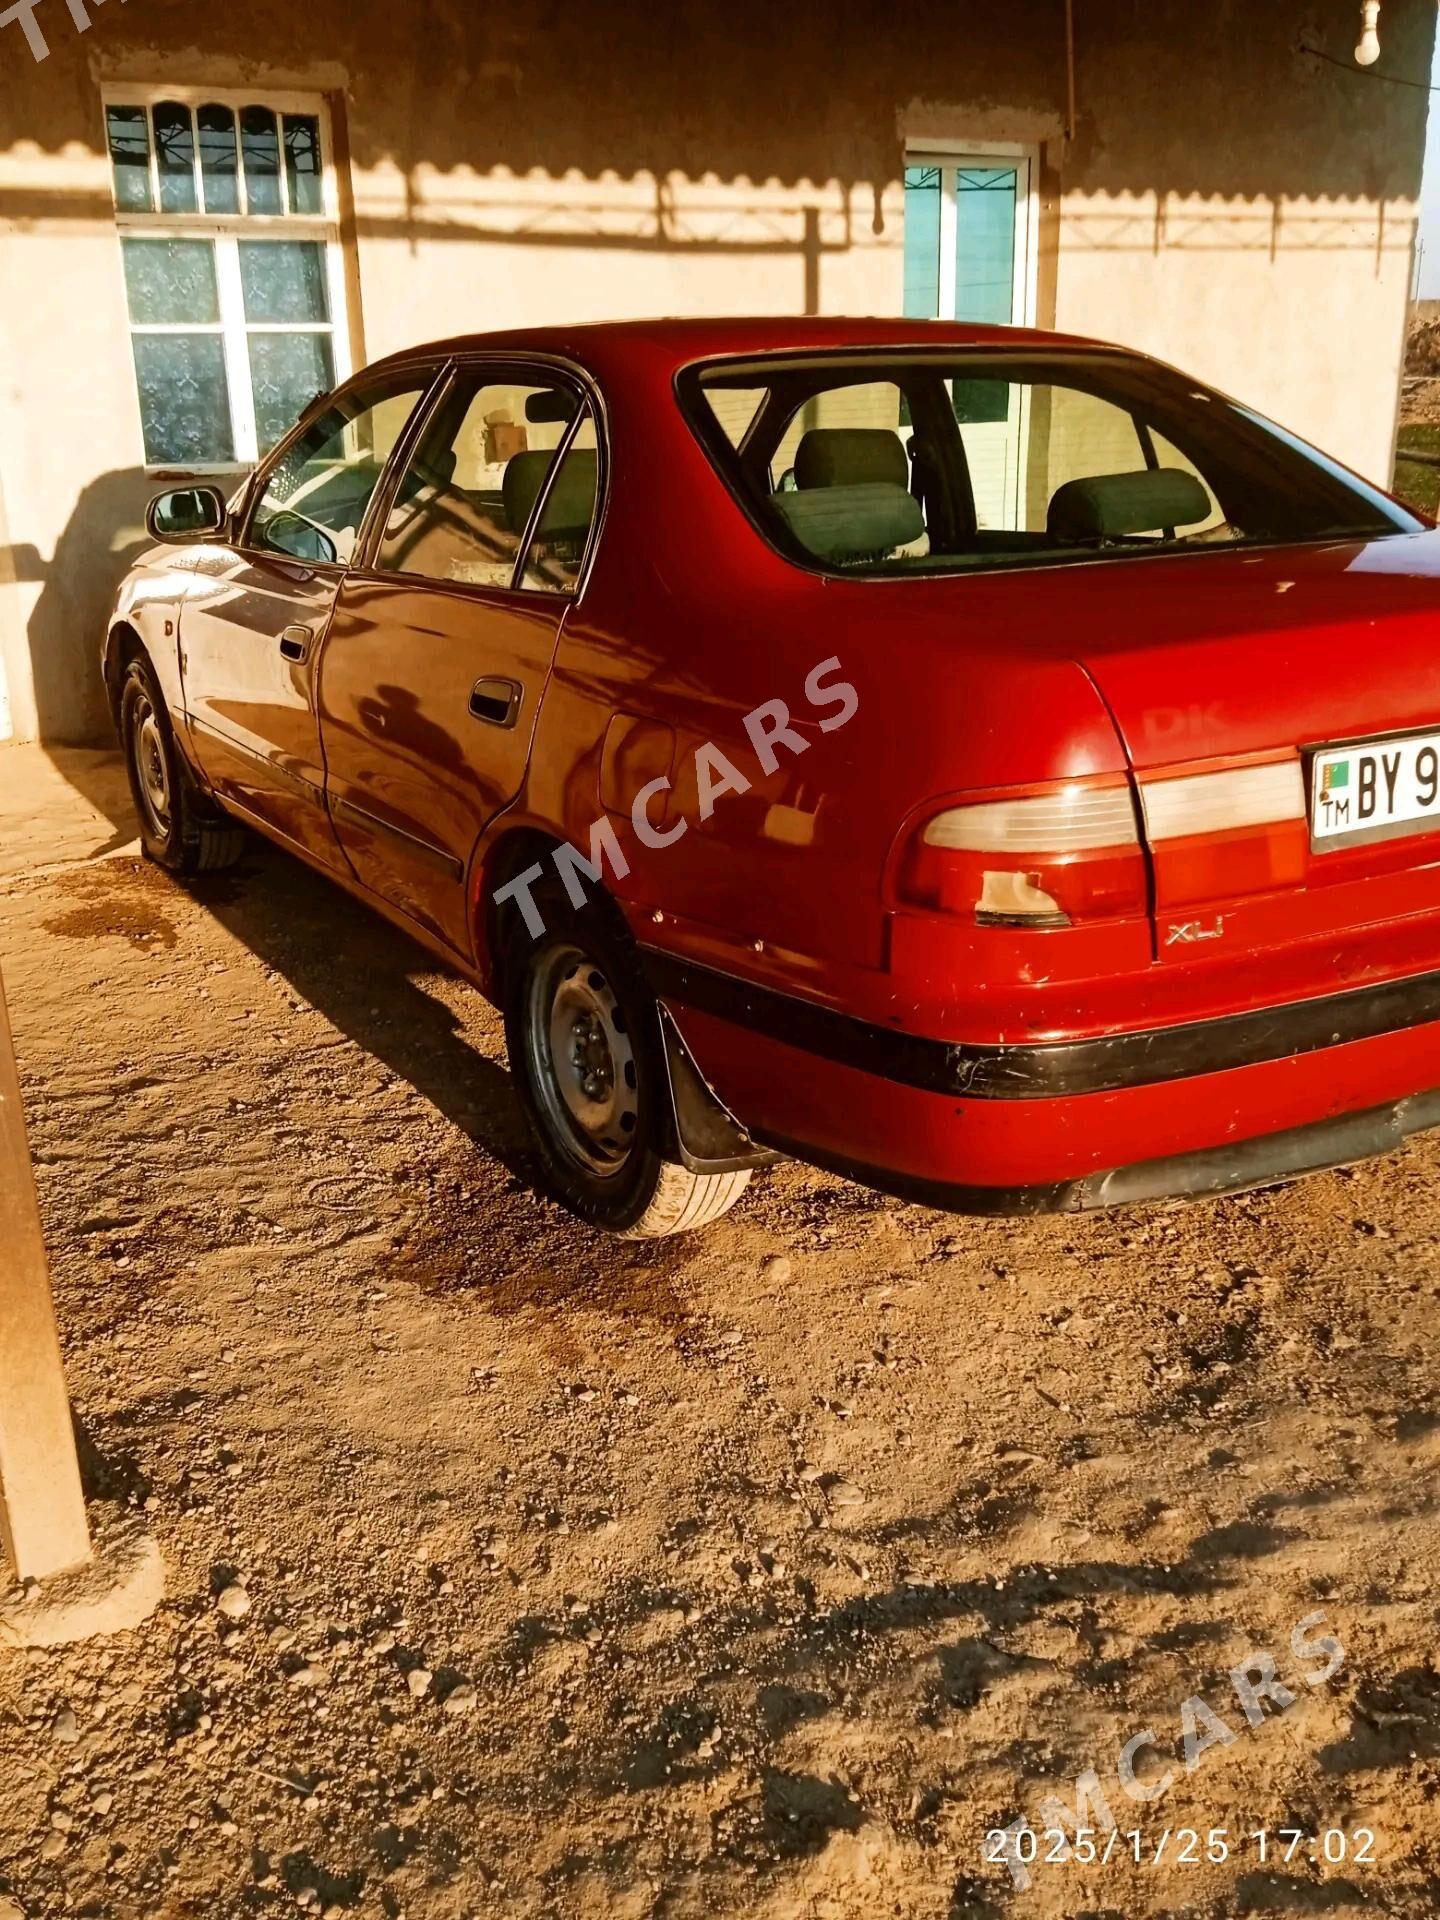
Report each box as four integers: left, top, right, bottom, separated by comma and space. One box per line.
143, 463, 253, 480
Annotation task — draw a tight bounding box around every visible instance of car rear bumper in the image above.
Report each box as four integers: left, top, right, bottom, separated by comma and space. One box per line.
644, 950, 1440, 1212
759, 1087, 1440, 1214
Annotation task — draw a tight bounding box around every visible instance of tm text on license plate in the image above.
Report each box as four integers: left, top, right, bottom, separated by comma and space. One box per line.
1311, 732, 1440, 849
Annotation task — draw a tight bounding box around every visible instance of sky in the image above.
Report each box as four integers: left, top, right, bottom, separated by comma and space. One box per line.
1418, 29, 1440, 296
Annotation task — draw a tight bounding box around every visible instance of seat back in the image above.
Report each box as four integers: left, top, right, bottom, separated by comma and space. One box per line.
503, 447, 598, 537
773, 482, 924, 564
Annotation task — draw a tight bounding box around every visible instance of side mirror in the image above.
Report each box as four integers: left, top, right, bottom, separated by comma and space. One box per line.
146, 485, 227, 544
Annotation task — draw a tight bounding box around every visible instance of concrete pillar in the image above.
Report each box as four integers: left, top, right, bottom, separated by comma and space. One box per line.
0, 966, 91, 1583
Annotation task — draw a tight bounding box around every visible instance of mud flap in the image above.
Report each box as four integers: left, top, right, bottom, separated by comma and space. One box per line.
657, 1004, 784, 1176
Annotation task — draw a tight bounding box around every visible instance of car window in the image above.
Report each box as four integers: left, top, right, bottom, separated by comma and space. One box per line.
1148, 428, 1227, 533
516, 411, 599, 592
957, 381, 1230, 538
247, 374, 431, 565
685, 351, 1418, 577
948, 379, 1150, 535
704, 386, 765, 450
376, 375, 598, 592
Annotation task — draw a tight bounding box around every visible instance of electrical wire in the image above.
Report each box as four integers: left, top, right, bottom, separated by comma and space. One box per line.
1299, 38, 1440, 92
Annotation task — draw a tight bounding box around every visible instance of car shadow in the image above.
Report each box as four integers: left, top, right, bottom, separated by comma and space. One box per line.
0, 744, 136, 885
185, 838, 537, 1189
41, 747, 137, 859
2, 466, 157, 746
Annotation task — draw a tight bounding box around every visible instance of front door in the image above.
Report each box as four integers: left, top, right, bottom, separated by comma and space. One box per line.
179, 368, 435, 863
318, 365, 601, 954
904, 148, 1034, 529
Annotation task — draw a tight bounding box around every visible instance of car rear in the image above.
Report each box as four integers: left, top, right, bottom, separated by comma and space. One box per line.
663, 335, 1440, 1210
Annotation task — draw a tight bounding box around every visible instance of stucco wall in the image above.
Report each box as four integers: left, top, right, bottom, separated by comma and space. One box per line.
0, 0, 1431, 743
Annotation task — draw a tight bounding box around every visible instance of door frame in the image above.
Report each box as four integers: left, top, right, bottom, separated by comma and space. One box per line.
313, 355, 608, 955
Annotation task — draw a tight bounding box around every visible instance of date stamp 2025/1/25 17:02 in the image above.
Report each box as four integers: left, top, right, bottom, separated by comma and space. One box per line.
982, 1825, 1377, 1874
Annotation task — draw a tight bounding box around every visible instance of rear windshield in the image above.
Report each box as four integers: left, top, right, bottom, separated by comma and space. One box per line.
677, 349, 1422, 578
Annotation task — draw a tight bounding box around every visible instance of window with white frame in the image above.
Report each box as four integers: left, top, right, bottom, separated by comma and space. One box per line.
903, 146, 1036, 527
902, 149, 1034, 329
103, 89, 350, 469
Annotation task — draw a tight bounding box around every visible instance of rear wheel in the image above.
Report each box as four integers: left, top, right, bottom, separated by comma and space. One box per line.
119, 655, 244, 874
504, 883, 751, 1236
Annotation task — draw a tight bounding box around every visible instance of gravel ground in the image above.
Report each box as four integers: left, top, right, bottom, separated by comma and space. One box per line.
2, 765, 1440, 1919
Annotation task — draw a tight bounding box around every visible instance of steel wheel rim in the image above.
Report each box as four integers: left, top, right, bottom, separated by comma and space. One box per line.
132, 694, 171, 836
525, 942, 640, 1177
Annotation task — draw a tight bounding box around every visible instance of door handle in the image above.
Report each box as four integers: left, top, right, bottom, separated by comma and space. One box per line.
469, 677, 523, 728
278, 624, 314, 663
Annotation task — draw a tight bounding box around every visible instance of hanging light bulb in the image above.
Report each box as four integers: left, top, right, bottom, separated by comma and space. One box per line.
1355, 0, 1381, 66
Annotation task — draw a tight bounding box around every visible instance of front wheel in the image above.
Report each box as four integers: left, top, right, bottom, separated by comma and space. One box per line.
119, 655, 244, 874
504, 885, 751, 1237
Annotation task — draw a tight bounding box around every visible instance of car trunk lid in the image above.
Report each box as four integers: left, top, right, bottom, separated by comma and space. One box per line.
1066, 533, 1440, 767
1061, 530, 1440, 970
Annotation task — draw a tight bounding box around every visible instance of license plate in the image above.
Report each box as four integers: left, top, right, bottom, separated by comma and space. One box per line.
1311, 732, 1440, 850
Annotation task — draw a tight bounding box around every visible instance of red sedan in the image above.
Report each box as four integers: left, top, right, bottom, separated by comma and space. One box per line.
106, 318, 1439, 1235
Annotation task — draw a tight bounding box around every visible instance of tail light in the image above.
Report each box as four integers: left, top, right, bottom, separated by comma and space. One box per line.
896, 780, 1146, 927
1140, 758, 1306, 908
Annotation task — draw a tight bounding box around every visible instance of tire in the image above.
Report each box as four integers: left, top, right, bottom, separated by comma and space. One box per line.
119, 654, 245, 874
503, 880, 751, 1237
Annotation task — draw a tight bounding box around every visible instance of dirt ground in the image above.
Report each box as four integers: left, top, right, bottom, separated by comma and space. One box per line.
3, 749, 1440, 1920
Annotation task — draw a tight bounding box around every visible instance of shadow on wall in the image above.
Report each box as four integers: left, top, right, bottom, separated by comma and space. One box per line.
3, 467, 156, 746
0, 0, 1431, 750
1, 0, 1432, 201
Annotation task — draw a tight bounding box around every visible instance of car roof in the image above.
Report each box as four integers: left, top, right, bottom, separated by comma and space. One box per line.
362, 315, 1119, 381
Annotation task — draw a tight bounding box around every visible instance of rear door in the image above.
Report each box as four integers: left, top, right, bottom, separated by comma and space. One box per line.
316, 362, 602, 953
179, 366, 438, 865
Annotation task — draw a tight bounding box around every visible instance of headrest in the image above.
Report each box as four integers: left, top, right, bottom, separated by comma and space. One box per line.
525, 390, 580, 424
773, 481, 924, 563
1048, 468, 1212, 543
795, 428, 909, 491
503, 447, 598, 535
